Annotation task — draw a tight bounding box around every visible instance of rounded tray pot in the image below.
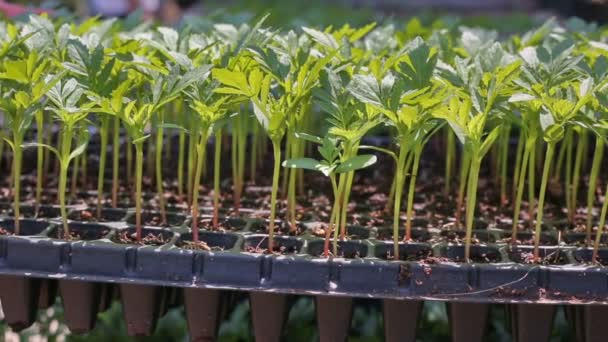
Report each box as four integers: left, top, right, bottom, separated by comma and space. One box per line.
184, 288, 223, 341
315, 296, 353, 342
383, 299, 422, 342
0, 275, 40, 331
249, 292, 289, 342
120, 284, 164, 336
447, 302, 489, 342
509, 304, 556, 342
37, 279, 58, 309
59, 280, 102, 334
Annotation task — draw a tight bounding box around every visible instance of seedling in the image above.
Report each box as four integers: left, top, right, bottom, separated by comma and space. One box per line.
42, 78, 97, 236
0, 51, 62, 234
284, 135, 376, 256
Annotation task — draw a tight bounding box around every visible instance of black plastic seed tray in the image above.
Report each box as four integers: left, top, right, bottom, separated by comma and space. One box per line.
0, 203, 608, 304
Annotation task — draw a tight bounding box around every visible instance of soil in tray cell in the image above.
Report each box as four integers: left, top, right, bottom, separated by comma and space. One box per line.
113, 227, 174, 246
242, 235, 303, 255
49, 222, 112, 241
68, 208, 127, 223
8, 205, 61, 219
375, 242, 433, 261
177, 231, 239, 251
499, 232, 558, 246
439, 244, 502, 263
307, 240, 368, 258
310, 224, 371, 240
440, 229, 496, 244
126, 212, 186, 227
0, 219, 50, 236
376, 226, 431, 242
194, 216, 247, 232
508, 246, 567, 265
248, 219, 306, 236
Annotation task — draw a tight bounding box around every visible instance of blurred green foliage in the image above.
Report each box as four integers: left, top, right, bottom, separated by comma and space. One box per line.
1, 295, 578, 341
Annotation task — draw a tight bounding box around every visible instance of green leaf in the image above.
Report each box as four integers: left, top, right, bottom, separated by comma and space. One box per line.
294, 132, 323, 144
335, 154, 377, 173
21, 142, 59, 157
543, 124, 565, 143
302, 27, 339, 50
68, 140, 88, 162
282, 158, 323, 171
509, 93, 536, 102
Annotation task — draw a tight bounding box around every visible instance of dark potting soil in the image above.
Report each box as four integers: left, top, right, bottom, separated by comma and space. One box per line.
248, 219, 306, 236
114, 230, 170, 246
196, 217, 247, 232
179, 240, 212, 251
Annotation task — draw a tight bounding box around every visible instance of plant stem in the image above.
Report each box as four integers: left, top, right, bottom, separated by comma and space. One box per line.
392, 138, 409, 259
287, 138, 299, 232
80, 145, 87, 189
231, 118, 240, 213
70, 154, 80, 198
553, 138, 567, 182
186, 131, 197, 209
333, 175, 346, 256
464, 152, 481, 262
58, 126, 74, 238
112, 116, 120, 208
570, 130, 587, 224
134, 141, 144, 242
213, 129, 222, 230
586, 135, 604, 244
191, 130, 209, 243
592, 184, 608, 263
146, 130, 155, 181
533, 142, 556, 261
96, 117, 109, 219
177, 128, 185, 197
155, 112, 167, 225
499, 124, 510, 206
405, 145, 422, 242
339, 170, 355, 240
250, 120, 259, 183
268, 138, 282, 253
456, 149, 471, 229
527, 140, 536, 216
512, 146, 530, 241
565, 129, 573, 220
512, 131, 524, 200
236, 114, 247, 212
126, 139, 133, 196
35, 111, 44, 216
12, 132, 23, 235
444, 128, 455, 197
323, 175, 339, 257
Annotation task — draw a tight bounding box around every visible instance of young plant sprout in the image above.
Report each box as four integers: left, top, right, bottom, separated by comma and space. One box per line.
284, 135, 377, 256
436, 41, 521, 261
315, 69, 383, 246
43, 78, 98, 236
62, 39, 122, 219
347, 37, 445, 259
183, 66, 235, 242
214, 66, 287, 252
0, 51, 62, 234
